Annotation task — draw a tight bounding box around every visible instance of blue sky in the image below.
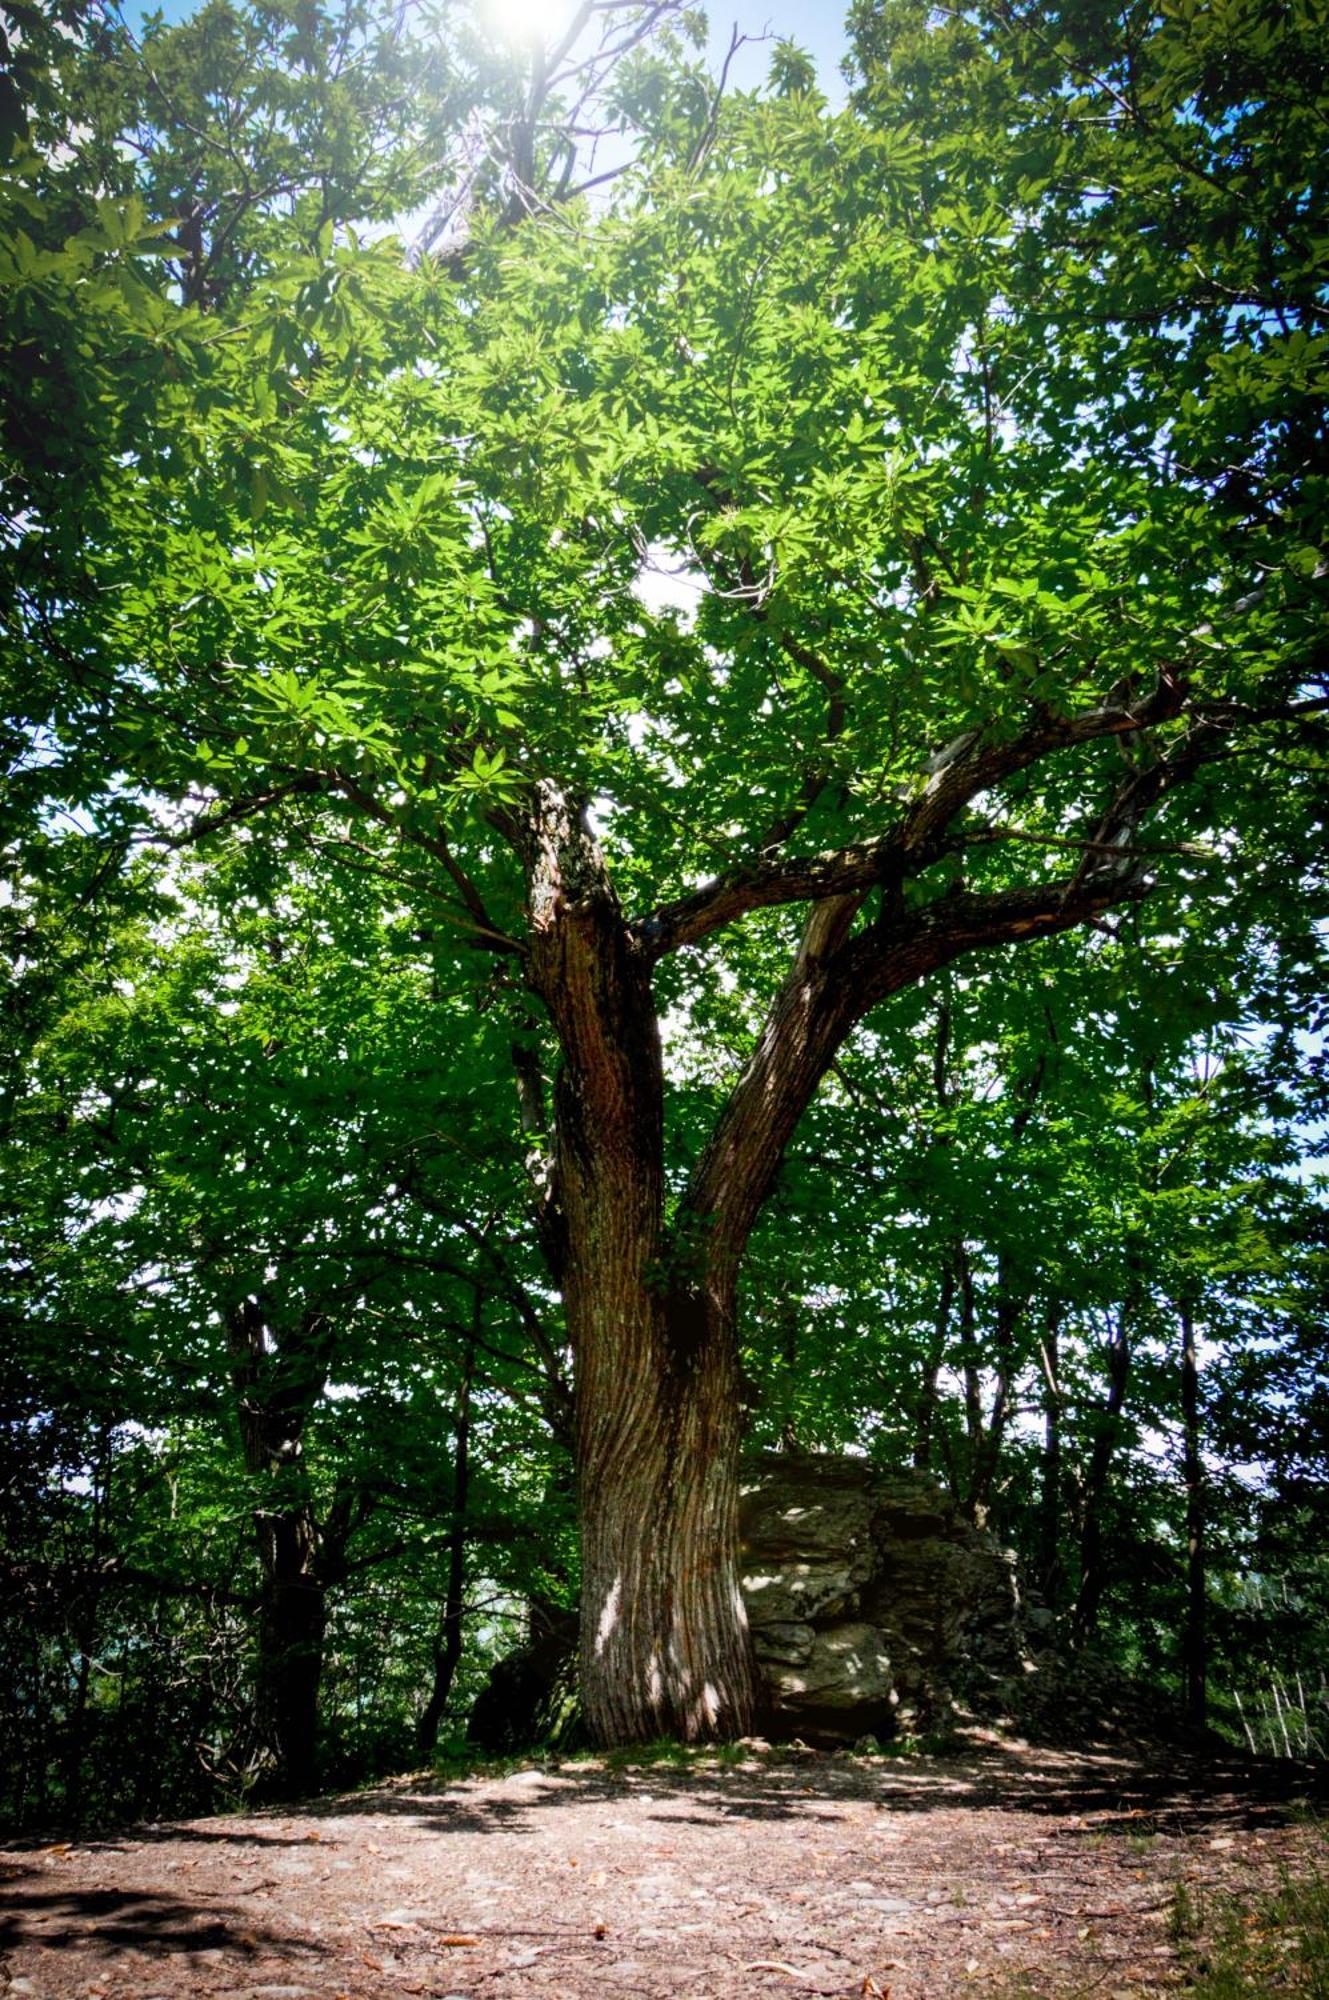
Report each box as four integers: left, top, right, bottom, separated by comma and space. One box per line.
137, 0, 854, 95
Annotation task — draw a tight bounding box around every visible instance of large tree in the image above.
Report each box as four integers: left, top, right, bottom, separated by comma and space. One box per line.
3, 0, 1325, 1744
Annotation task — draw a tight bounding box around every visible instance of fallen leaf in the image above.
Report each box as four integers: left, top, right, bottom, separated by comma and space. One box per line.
745, 1962, 804, 1977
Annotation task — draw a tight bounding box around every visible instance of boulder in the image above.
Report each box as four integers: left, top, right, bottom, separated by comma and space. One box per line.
742, 1562, 865, 1624
765, 1623, 894, 1716
741, 1452, 1029, 1739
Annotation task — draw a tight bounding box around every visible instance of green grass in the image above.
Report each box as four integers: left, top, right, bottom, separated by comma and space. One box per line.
1176, 1857, 1329, 1998
424, 1733, 780, 1784
928, 1840, 1328, 2000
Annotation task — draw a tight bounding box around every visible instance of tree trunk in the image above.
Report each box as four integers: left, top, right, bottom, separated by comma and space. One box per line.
416, 1332, 476, 1759
226, 1299, 332, 1798
254, 1503, 325, 1798
1037, 1305, 1065, 1608
1072, 1307, 1131, 1647
521, 783, 757, 1745
965, 1271, 1027, 1528
1180, 1304, 1207, 1729
575, 1271, 754, 1743
518, 779, 1132, 1745
913, 1261, 954, 1471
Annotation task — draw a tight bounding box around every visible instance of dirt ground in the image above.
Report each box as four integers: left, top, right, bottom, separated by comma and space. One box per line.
1, 1733, 1323, 2000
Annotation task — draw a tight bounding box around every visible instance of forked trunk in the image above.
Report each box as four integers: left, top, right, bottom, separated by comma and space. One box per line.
522, 782, 757, 1745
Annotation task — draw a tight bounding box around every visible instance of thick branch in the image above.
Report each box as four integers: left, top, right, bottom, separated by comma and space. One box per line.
519, 779, 664, 1184
633, 673, 1187, 958
682, 862, 1153, 1284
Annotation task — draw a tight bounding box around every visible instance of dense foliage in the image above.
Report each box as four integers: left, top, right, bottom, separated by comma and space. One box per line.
1, 0, 1325, 1818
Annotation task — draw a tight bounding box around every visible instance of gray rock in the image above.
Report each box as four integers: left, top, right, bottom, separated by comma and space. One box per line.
744, 1563, 864, 1624
739, 1462, 876, 1563
750, 1619, 817, 1665
739, 1452, 1029, 1740
768, 1621, 893, 1710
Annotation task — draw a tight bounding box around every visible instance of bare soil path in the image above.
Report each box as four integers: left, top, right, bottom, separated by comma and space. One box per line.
2, 1734, 1323, 2000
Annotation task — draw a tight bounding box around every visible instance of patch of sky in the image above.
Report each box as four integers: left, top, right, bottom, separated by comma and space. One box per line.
137, 0, 852, 99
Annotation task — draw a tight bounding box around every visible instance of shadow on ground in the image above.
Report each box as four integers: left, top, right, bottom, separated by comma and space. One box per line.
0, 1874, 324, 1958
294, 1734, 1327, 1842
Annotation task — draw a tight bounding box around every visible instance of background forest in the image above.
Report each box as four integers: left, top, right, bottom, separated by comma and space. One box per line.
1, 0, 1326, 1832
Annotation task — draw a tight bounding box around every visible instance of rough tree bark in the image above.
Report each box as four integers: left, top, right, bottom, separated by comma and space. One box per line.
520, 782, 756, 1742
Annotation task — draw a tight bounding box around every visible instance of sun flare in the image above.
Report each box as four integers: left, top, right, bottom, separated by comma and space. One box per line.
485, 0, 571, 48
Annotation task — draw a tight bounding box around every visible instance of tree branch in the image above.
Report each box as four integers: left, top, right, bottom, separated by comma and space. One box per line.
633, 671, 1188, 959
681, 856, 1157, 1286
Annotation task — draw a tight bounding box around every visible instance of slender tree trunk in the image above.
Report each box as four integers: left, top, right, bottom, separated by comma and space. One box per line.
953, 1246, 990, 1511
915, 1003, 956, 1475
913, 1262, 955, 1471
1072, 1307, 1131, 1647
62, 1424, 111, 1831
417, 1331, 476, 1759
1037, 1305, 1065, 1608
966, 1273, 1027, 1527
227, 1299, 332, 1798
778, 1296, 800, 1451
1180, 1304, 1207, 1729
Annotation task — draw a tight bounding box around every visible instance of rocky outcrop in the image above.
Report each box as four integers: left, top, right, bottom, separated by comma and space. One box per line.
467, 1454, 1032, 1749
740, 1453, 1029, 1740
